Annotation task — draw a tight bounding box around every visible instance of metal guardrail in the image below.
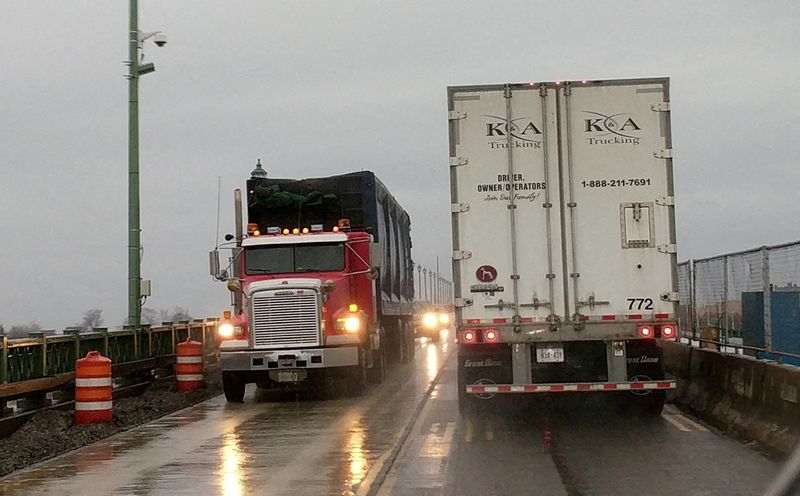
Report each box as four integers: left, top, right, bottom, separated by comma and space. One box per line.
0, 319, 219, 391
679, 337, 800, 364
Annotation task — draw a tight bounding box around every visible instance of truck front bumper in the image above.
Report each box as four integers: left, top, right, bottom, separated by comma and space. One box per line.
219, 346, 359, 372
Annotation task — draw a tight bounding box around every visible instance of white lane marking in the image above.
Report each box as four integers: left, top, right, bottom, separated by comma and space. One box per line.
662, 413, 691, 432
672, 413, 709, 432
419, 422, 456, 458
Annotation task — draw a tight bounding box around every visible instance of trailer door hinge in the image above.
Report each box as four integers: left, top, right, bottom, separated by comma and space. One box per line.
655, 196, 675, 206
451, 202, 470, 213
651, 102, 671, 112
452, 250, 472, 261
657, 243, 677, 254
454, 297, 473, 308
653, 148, 673, 159
448, 110, 467, 120
449, 156, 468, 167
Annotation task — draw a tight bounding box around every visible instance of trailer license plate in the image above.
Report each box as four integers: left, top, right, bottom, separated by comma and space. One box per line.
277, 371, 299, 383
536, 345, 564, 363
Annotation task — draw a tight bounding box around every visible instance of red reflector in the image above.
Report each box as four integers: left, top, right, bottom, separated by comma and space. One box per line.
521, 317, 533, 323
497, 385, 511, 392
471, 386, 485, 393
466, 319, 480, 324
550, 385, 565, 391
628, 314, 643, 320
580, 315, 589, 321
638, 325, 653, 338
601, 315, 616, 321
462, 330, 477, 343
484, 329, 498, 343
630, 383, 645, 389
493, 318, 507, 324
655, 313, 669, 319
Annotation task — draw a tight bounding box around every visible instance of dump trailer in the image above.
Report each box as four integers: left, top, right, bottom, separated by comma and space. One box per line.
448, 78, 678, 414
214, 168, 415, 401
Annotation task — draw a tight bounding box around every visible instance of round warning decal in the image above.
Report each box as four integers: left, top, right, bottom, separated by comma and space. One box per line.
475, 265, 497, 282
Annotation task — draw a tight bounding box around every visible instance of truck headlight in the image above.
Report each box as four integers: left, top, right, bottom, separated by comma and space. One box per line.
336, 316, 361, 333
423, 312, 438, 329
438, 313, 450, 324
219, 323, 243, 338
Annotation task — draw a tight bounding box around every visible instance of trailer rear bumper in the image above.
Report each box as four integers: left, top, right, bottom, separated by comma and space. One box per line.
465, 380, 676, 394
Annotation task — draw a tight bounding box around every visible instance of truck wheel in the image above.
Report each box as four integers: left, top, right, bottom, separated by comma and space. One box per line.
222, 372, 246, 403
456, 360, 476, 416
636, 390, 666, 415
347, 365, 367, 396
368, 346, 386, 384
400, 321, 415, 364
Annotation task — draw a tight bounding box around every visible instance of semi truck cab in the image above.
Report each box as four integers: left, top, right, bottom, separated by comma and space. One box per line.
217, 225, 384, 401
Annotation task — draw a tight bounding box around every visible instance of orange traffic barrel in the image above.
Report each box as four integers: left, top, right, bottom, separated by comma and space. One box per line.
74, 351, 113, 424
176, 338, 204, 392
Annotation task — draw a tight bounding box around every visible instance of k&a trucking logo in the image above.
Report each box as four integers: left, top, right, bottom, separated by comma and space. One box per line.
583, 111, 642, 146
483, 115, 542, 150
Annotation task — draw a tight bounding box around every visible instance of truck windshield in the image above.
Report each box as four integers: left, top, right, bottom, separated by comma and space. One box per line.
244, 243, 345, 274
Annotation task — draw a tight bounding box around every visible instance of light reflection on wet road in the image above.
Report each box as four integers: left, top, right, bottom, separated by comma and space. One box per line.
0, 335, 784, 495
0, 340, 451, 496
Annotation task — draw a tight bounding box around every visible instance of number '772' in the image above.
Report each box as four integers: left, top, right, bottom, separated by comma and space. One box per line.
627, 298, 653, 310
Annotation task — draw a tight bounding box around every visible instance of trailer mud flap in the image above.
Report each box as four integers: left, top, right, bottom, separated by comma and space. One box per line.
458, 344, 513, 399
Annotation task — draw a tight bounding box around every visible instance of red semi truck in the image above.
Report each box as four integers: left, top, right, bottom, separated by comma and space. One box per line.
211, 167, 415, 402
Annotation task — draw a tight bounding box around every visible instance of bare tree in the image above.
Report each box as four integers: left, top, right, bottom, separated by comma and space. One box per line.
170, 307, 192, 322
7, 322, 42, 339
77, 309, 104, 332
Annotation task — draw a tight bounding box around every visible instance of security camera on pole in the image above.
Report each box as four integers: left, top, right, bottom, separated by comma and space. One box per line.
126, 0, 166, 326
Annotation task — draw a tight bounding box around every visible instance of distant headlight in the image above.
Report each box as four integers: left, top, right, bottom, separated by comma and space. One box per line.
438, 313, 450, 324
423, 312, 438, 329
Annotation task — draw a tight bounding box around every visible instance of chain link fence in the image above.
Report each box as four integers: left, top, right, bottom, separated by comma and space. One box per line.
677, 240, 800, 361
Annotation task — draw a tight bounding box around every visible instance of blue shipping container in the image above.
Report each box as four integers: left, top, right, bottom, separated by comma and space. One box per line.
741, 289, 800, 366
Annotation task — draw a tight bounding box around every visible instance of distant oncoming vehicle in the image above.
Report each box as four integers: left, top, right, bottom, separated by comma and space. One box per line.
448, 78, 678, 415
415, 308, 452, 343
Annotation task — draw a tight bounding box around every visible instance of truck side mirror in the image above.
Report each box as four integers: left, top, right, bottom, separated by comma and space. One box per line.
369, 242, 383, 269
322, 279, 336, 293
367, 267, 380, 280
209, 250, 221, 278
227, 279, 241, 292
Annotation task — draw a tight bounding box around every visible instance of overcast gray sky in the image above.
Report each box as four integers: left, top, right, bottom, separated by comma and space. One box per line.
1, 1, 798, 330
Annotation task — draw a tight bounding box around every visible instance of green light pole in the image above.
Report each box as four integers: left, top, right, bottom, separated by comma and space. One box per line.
127, 0, 164, 326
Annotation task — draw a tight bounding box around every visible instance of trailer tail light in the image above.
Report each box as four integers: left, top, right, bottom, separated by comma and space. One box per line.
638, 325, 654, 338
462, 330, 477, 344
661, 325, 676, 339
483, 328, 499, 343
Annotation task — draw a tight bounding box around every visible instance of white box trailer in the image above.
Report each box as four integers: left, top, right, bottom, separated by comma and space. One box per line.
448, 78, 678, 414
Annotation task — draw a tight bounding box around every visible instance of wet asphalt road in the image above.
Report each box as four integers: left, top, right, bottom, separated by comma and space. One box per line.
0, 337, 783, 495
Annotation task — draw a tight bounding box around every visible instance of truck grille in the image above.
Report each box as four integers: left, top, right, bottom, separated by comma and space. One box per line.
251, 289, 320, 348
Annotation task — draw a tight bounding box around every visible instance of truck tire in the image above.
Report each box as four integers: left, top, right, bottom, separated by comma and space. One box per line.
347, 365, 367, 396
222, 372, 246, 403
400, 320, 415, 364
368, 330, 387, 384
456, 359, 476, 416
